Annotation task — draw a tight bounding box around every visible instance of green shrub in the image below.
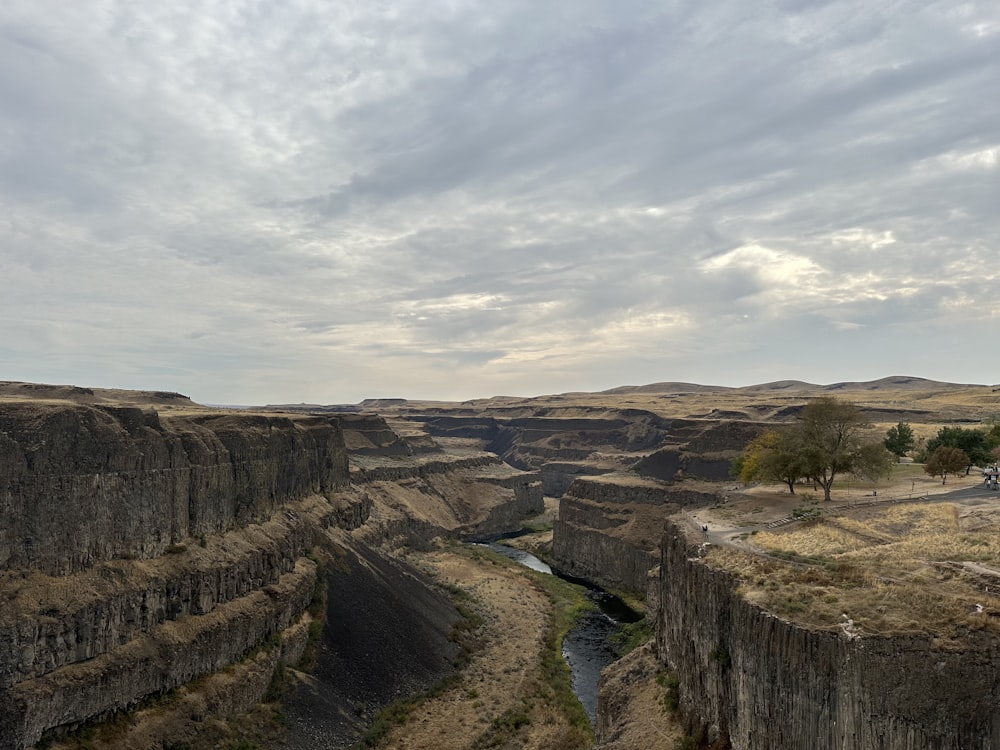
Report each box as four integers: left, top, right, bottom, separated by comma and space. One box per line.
710, 644, 731, 669
660, 670, 681, 713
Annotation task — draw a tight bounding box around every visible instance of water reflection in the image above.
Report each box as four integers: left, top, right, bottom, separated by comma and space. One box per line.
484, 542, 552, 574
482, 542, 636, 724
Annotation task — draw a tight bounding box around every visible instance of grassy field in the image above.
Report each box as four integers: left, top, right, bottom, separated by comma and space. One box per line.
708, 500, 1000, 639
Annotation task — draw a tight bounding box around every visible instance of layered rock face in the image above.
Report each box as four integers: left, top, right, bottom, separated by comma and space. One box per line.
412, 409, 671, 471
632, 419, 766, 482
0, 403, 348, 574
658, 519, 1000, 749
547, 417, 760, 599
552, 476, 718, 592
0, 403, 351, 748
349, 452, 543, 545
0, 399, 540, 749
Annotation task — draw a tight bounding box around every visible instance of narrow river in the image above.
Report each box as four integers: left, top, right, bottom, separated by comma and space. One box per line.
484, 543, 640, 723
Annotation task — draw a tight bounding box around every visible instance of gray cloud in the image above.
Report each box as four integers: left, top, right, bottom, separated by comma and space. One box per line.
1, 0, 998, 403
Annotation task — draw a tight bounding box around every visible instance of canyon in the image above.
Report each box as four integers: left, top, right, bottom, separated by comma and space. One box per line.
2, 377, 1000, 749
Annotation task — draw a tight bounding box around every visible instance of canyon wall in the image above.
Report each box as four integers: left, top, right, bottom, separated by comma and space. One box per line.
0, 400, 539, 749
0, 403, 348, 575
657, 519, 1000, 749
412, 409, 671, 471
552, 475, 718, 592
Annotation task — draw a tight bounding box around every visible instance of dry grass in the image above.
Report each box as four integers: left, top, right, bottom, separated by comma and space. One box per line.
708, 502, 1000, 640
391, 381, 1000, 425
379, 546, 592, 750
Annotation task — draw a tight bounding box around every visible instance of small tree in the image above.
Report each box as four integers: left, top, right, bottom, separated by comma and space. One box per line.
884, 421, 915, 457
853, 441, 897, 483
985, 422, 1000, 448
925, 446, 969, 484
926, 427, 992, 473
739, 428, 806, 494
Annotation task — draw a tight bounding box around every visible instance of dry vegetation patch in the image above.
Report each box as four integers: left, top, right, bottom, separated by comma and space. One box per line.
377, 545, 591, 750
709, 502, 1000, 639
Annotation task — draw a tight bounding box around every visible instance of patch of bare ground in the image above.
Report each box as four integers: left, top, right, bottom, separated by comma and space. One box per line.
380, 545, 591, 750
593, 641, 684, 750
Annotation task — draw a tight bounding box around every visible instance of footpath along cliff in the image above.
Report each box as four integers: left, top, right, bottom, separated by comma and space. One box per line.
0, 386, 542, 749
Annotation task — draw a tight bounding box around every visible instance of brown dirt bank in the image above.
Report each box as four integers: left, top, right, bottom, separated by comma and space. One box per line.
379, 545, 590, 750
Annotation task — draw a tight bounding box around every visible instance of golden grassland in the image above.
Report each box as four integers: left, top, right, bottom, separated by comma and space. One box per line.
398, 381, 1000, 425
707, 502, 1000, 640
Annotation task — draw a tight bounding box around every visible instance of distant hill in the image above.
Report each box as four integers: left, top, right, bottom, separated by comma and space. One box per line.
737, 380, 816, 392
820, 376, 970, 391
603, 376, 985, 396
0, 381, 195, 407
600, 382, 731, 395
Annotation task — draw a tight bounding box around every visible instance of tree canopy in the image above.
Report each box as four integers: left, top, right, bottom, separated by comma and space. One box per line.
737, 397, 894, 500
739, 429, 808, 494
924, 446, 970, 484
926, 426, 995, 472
797, 397, 894, 500
884, 421, 915, 457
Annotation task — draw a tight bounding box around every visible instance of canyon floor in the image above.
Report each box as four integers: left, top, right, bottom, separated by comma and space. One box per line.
387, 545, 573, 750
382, 542, 683, 750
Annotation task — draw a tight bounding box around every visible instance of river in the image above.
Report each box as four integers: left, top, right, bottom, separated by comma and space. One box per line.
484, 543, 640, 723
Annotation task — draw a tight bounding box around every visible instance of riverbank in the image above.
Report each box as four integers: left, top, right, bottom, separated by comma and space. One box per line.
378, 544, 592, 749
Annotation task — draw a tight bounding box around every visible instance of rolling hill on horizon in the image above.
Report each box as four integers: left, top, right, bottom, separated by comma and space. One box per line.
598, 375, 993, 397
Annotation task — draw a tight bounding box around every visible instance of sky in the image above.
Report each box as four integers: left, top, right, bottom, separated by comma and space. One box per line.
1, 1, 998, 405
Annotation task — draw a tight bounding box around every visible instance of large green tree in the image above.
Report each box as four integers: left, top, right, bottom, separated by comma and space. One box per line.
796, 397, 894, 501
736, 398, 893, 500
884, 421, 915, 457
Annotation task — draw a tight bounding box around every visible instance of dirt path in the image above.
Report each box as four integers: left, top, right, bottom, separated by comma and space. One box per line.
687, 469, 989, 547
385, 547, 577, 750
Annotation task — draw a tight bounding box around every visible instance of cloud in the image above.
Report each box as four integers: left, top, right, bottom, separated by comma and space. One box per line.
1, 0, 998, 403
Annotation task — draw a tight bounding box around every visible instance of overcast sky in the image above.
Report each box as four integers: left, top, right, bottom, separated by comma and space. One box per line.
1, 1, 998, 404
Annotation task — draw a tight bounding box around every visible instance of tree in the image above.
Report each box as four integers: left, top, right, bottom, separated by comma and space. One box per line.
925, 446, 970, 484
796, 397, 892, 501
853, 440, 898, 482
739, 428, 808, 494
884, 421, 915, 457
926, 427, 992, 473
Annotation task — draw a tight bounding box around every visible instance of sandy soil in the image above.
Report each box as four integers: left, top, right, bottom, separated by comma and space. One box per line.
385, 546, 581, 750
594, 642, 683, 750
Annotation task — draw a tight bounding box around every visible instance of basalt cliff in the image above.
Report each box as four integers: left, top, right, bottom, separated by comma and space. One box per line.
5, 378, 1000, 749
0, 386, 541, 749
657, 518, 1000, 749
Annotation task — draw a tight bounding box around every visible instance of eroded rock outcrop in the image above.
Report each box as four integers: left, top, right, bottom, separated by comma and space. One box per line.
552, 475, 718, 592
0, 404, 348, 575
